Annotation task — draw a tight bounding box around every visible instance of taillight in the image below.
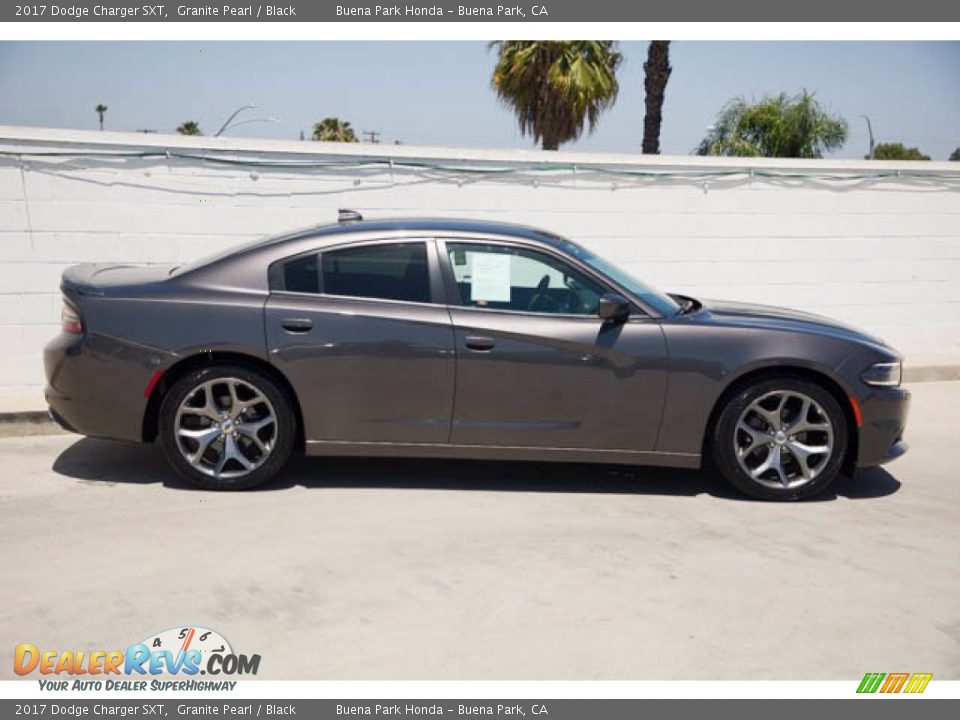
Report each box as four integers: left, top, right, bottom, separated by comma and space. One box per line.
61, 303, 83, 335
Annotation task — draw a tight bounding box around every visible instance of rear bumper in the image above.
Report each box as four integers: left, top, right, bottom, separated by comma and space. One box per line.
44, 331, 166, 443
47, 406, 79, 434
856, 386, 911, 467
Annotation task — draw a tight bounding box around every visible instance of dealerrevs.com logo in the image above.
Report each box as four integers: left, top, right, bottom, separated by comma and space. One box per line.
14, 626, 260, 691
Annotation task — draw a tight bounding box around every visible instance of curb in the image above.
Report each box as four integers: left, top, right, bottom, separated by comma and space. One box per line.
0, 410, 66, 438
0, 411, 52, 425
902, 365, 960, 383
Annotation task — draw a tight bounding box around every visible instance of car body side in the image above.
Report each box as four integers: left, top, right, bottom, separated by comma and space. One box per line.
44, 222, 908, 471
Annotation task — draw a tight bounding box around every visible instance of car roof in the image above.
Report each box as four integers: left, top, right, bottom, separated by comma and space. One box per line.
265, 217, 565, 249
179, 217, 562, 274
174, 216, 582, 292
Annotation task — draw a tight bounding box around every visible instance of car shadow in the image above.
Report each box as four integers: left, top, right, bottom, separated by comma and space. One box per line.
51, 437, 902, 501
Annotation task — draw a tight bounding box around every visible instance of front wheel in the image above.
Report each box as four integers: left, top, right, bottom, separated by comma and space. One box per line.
711, 377, 849, 501
159, 365, 296, 490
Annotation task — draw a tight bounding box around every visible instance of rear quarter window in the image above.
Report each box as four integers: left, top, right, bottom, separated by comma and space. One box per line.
282, 254, 320, 294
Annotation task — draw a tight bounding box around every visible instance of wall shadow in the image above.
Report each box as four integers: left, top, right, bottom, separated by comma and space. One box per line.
52, 437, 902, 502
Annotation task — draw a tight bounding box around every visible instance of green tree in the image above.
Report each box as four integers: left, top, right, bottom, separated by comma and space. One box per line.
948, 147, 959, 161
490, 41, 622, 151
697, 90, 847, 158
176, 120, 202, 136
869, 143, 930, 161
312, 117, 358, 142
95, 104, 108, 131
642, 41, 672, 155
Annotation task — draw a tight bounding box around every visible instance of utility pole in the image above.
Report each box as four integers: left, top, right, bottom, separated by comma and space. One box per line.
362, 130, 381, 144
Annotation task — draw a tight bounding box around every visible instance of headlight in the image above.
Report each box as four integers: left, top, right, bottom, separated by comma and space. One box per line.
861, 361, 902, 387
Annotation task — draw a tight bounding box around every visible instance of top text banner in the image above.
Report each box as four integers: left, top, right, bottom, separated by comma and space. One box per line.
6, 1, 960, 22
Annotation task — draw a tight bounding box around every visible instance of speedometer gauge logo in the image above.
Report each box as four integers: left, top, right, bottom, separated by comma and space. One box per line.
140, 626, 234, 672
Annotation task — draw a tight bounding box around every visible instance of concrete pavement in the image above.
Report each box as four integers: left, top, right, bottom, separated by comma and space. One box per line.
1, 382, 958, 680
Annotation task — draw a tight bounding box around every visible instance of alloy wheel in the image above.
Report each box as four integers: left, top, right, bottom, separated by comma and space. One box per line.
174, 377, 277, 479
733, 389, 835, 490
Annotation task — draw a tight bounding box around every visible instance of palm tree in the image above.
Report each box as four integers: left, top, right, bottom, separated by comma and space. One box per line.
490, 41, 622, 151
312, 118, 358, 142
949, 147, 960, 161
176, 121, 202, 136
697, 90, 847, 158
642, 41, 672, 154
95, 104, 108, 131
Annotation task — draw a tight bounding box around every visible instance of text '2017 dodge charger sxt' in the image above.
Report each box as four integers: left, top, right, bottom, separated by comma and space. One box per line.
45, 212, 909, 500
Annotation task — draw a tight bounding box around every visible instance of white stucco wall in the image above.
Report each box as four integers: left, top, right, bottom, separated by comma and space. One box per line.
1, 125, 958, 411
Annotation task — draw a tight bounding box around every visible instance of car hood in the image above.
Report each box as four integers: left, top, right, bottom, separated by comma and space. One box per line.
699, 298, 888, 347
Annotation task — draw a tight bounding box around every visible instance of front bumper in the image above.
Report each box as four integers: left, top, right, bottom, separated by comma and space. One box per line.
855, 385, 911, 467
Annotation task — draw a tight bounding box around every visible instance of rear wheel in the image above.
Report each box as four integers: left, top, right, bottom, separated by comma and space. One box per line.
159, 365, 295, 490
711, 377, 848, 501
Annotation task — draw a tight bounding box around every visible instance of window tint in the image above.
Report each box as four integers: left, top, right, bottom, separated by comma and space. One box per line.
283, 253, 320, 294
446, 243, 606, 316
321, 242, 430, 303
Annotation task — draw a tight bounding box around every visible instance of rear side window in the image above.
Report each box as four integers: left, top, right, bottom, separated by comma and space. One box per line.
283, 254, 320, 294
279, 242, 431, 304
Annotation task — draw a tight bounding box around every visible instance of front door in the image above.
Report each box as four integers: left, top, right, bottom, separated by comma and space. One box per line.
440, 240, 668, 451
265, 239, 456, 444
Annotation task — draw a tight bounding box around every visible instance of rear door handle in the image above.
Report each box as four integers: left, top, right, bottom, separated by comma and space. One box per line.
464, 336, 496, 351
281, 318, 313, 333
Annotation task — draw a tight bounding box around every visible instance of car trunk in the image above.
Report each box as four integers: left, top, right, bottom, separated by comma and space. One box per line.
61, 263, 179, 296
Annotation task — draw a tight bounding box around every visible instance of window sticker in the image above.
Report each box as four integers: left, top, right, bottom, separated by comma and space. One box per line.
470, 252, 512, 302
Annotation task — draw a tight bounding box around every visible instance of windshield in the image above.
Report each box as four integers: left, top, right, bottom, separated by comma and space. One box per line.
547, 236, 682, 317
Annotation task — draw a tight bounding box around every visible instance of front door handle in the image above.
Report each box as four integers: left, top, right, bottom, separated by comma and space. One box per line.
464, 336, 496, 351
281, 318, 313, 333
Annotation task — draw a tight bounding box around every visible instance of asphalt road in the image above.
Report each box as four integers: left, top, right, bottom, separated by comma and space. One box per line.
1, 382, 958, 680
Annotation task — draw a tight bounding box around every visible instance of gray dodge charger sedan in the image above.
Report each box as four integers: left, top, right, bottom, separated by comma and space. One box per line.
44, 212, 910, 500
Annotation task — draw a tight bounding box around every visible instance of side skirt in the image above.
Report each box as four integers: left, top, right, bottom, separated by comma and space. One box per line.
305, 440, 701, 469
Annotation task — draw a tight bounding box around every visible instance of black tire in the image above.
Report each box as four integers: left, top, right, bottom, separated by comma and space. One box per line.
711, 376, 849, 501
159, 364, 296, 490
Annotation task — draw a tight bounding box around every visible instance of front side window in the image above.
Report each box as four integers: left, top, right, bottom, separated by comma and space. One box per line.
279, 242, 431, 303
446, 243, 606, 316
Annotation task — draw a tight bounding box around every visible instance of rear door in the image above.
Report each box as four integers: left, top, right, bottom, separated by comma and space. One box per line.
265, 238, 456, 444
439, 239, 668, 451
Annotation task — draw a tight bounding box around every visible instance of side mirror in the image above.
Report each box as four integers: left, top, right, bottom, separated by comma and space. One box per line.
598, 293, 630, 323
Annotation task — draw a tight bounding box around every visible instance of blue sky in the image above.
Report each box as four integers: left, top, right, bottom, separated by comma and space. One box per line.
0, 41, 958, 159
